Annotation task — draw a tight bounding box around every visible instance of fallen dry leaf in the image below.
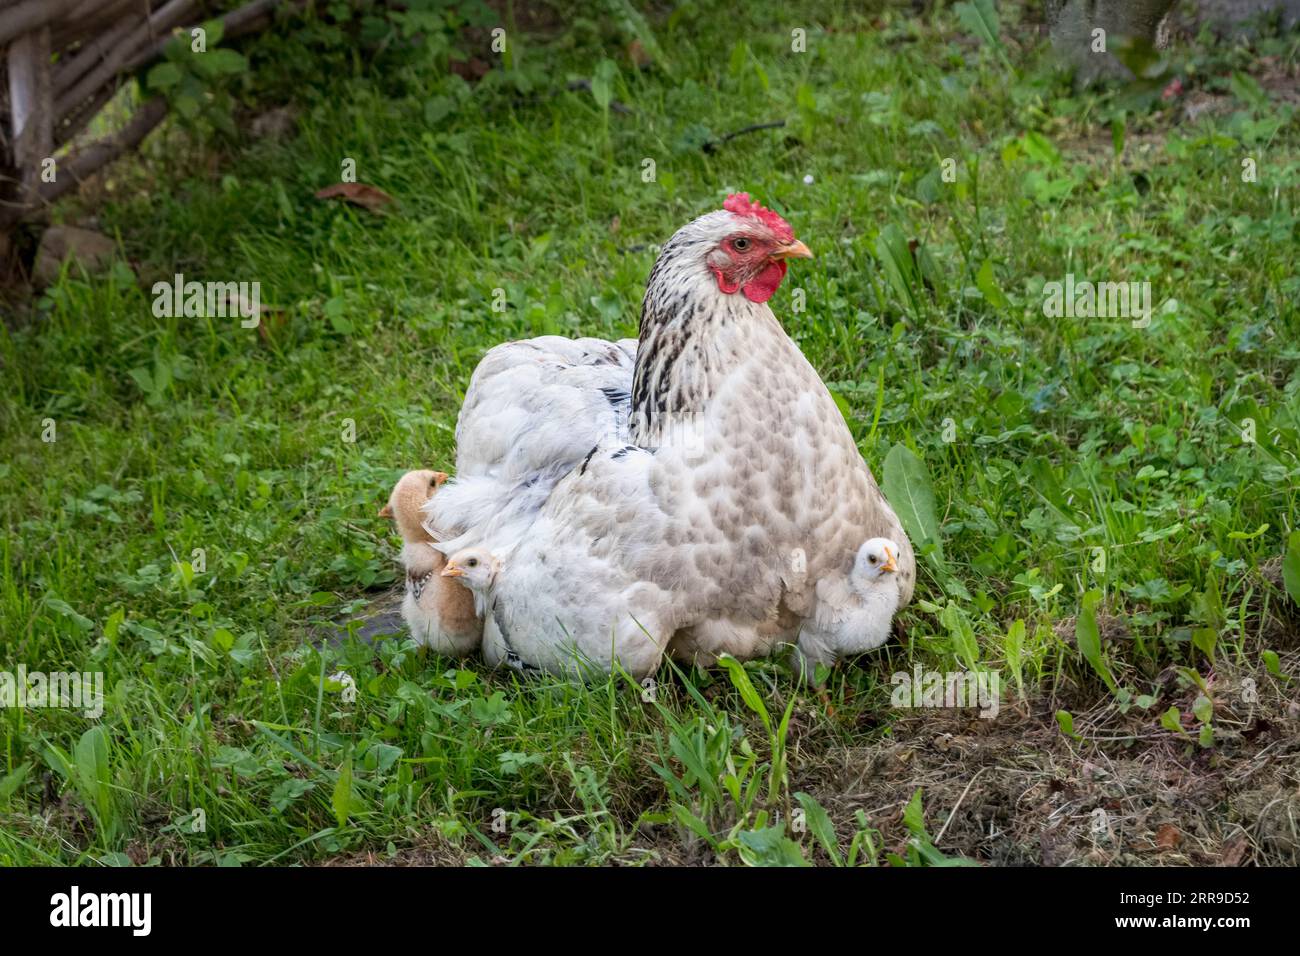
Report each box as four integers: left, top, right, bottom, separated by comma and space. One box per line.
449, 57, 490, 82
1220, 833, 1250, 867
1155, 824, 1182, 850
628, 39, 651, 69
314, 182, 395, 213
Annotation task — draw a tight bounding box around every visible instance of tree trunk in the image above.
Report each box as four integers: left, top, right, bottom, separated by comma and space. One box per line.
1046, 0, 1177, 85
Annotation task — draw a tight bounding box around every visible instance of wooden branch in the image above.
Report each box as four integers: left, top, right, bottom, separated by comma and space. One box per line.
54, 0, 295, 127
53, 3, 148, 96
124, 0, 298, 73
223, 0, 285, 36
8, 25, 53, 203
54, 79, 115, 150
53, 0, 202, 124
3, 0, 304, 231
39, 96, 168, 207
0, 0, 80, 48
51, 0, 144, 51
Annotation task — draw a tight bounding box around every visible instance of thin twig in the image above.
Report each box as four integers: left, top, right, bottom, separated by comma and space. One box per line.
702, 120, 787, 153
564, 78, 634, 115
934, 766, 987, 846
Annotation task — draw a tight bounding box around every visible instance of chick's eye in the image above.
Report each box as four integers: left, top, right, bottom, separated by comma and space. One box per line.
732, 237, 751, 252
467, 558, 478, 567
868, 555, 877, 564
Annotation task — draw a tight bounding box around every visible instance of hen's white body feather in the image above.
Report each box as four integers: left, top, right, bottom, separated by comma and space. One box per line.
479, 444, 676, 679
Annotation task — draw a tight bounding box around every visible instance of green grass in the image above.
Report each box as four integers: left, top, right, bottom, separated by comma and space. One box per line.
1, 2, 1298, 866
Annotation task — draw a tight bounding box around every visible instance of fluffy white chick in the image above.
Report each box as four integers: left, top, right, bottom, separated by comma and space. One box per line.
442, 547, 538, 674
440, 547, 499, 616
793, 537, 901, 680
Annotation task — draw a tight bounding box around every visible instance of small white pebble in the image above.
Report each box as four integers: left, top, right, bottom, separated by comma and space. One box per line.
803, 174, 814, 185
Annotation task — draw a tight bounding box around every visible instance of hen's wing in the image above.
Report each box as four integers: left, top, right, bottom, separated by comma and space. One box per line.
425, 336, 636, 554
454, 335, 636, 479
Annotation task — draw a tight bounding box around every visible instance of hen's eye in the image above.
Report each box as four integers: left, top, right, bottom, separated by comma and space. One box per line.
732, 237, 751, 252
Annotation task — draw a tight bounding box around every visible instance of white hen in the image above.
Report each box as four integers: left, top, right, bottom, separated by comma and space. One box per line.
429, 194, 915, 680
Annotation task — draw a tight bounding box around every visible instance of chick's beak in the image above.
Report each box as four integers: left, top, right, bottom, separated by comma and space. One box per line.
880, 550, 898, 574
378, 504, 394, 519
441, 565, 464, 578
770, 239, 813, 261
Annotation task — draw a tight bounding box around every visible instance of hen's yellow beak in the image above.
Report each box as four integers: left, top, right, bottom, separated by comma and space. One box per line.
441, 564, 465, 578
378, 504, 394, 519
771, 239, 813, 260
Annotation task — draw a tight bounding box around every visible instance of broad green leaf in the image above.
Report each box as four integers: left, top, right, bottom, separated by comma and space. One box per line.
873, 224, 918, 313
590, 58, 618, 112
1227, 523, 1269, 540
1191, 627, 1217, 663
1192, 694, 1214, 725
1159, 706, 1187, 736
939, 601, 980, 667
828, 388, 854, 426
200, 17, 225, 47
1262, 649, 1281, 677
0, 763, 32, 803
735, 824, 810, 867
976, 258, 1009, 310
103, 608, 124, 644
74, 726, 112, 829
953, 0, 1000, 48
670, 803, 714, 843
147, 62, 183, 90
1019, 130, 1061, 167
1282, 531, 1300, 605
717, 655, 770, 731
1075, 589, 1117, 692
332, 752, 354, 828
882, 444, 942, 561
207, 48, 249, 76
46, 598, 94, 633
902, 788, 926, 836
794, 792, 842, 867
728, 40, 748, 77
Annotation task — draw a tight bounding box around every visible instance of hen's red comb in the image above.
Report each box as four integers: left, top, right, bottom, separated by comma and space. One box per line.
723, 193, 795, 242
